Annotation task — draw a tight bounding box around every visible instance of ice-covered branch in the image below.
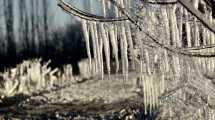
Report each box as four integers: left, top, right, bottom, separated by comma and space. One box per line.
108, 0, 215, 58
57, 0, 128, 22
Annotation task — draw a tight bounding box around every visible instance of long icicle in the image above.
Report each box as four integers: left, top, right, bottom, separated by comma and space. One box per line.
210, 14, 215, 71
89, 0, 98, 75
98, 24, 104, 80
89, 22, 98, 74
81, 19, 92, 72
206, 12, 212, 73
168, 4, 181, 81
185, 9, 191, 47
125, 0, 135, 71
93, 22, 101, 76
193, 0, 201, 75
201, 1, 207, 73
101, 0, 111, 76
120, 0, 129, 80
160, 6, 170, 95
113, 0, 120, 73
108, 24, 119, 73
143, 74, 148, 115
125, 21, 135, 70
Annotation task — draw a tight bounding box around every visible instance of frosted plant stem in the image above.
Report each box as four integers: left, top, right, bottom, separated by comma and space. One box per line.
108, 24, 119, 73
81, 19, 92, 72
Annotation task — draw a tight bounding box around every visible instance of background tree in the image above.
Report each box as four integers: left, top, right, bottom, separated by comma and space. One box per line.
3, 0, 15, 57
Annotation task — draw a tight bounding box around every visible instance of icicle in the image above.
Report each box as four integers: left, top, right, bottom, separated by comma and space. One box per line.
145, 76, 149, 113
184, 9, 192, 47
207, 11, 213, 72
113, 0, 120, 73
161, 72, 165, 95
81, 19, 92, 72
168, 4, 181, 79
161, 6, 170, 73
143, 75, 148, 115
89, 22, 98, 74
201, 1, 208, 73
117, 0, 128, 79
151, 76, 155, 112
148, 76, 153, 113
178, 7, 183, 42
211, 19, 215, 71
193, 0, 202, 74
98, 23, 104, 80
101, 23, 111, 75
88, 0, 98, 74
155, 77, 159, 109
101, 0, 111, 76
120, 23, 129, 79
144, 7, 152, 75
108, 24, 119, 73
193, 0, 200, 47
125, 21, 135, 70
93, 22, 101, 76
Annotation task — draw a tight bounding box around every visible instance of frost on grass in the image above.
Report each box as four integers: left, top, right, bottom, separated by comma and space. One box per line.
0, 59, 58, 98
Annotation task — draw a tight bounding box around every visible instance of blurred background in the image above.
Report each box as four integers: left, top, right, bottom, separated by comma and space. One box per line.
0, 0, 103, 70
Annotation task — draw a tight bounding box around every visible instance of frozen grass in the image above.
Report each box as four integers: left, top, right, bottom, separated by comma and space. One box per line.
0, 58, 98, 99
0, 59, 58, 98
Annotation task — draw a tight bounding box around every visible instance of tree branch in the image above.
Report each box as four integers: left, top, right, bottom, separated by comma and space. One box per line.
57, 0, 128, 22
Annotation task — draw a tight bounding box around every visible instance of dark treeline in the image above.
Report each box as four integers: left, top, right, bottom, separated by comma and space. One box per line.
0, 0, 87, 70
